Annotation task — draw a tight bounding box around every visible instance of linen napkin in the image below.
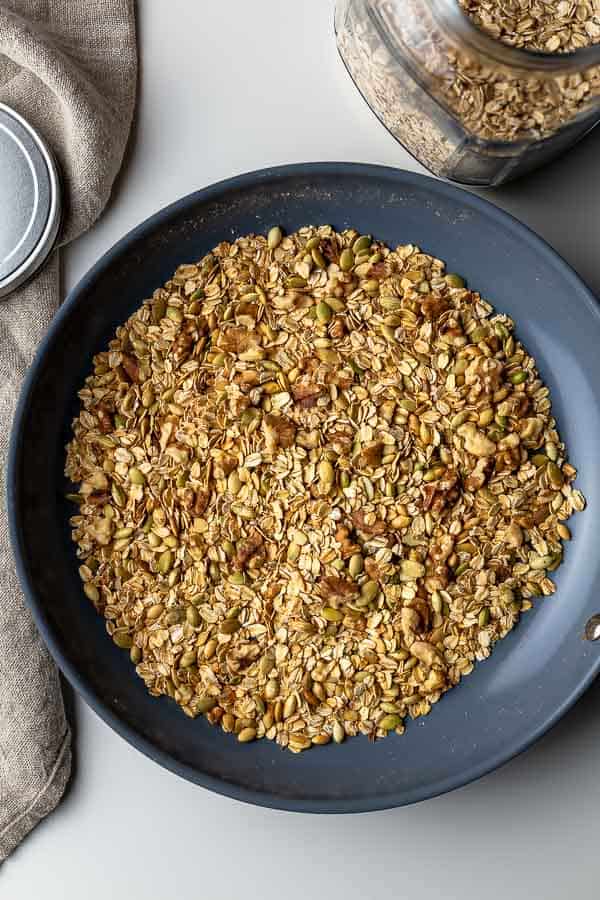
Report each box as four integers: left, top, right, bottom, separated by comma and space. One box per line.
0, 0, 137, 862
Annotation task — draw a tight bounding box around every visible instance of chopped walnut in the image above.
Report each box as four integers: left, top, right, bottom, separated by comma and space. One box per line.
121, 354, 139, 383
292, 381, 323, 409
262, 413, 296, 454
318, 575, 359, 604
234, 528, 264, 571
352, 509, 387, 537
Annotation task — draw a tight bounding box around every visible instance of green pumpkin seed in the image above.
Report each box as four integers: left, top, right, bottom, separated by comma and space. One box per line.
323, 607, 343, 622
157, 550, 173, 573
227, 471, 242, 495
547, 462, 564, 488
509, 370, 527, 385
146, 603, 164, 620
379, 713, 401, 731
268, 226, 283, 249
186, 606, 200, 627
197, 696, 217, 713
111, 483, 126, 507
113, 630, 133, 650
380, 296, 403, 310
238, 727, 257, 743
318, 459, 335, 485
128, 466, 145, 485
228, 572, 246, 585
312, 247, 327, 269
353, 235, 372, 254
333, 721, 345, 744
340, 248, 354, 272
283, 695, 297, 718
130, 645, 142, 664
363, 279, 379, 294
361, 580, 379, 604
348, 554, 364, 577
305, 236, 321, 251
180, 650, 197, 667
470, 326, 487, 343
166, 306, 183, 323
445, 273, 465, 288
220, 618, 241, 634
191, 287, 205, 301
84, 583, 99, 603
478, 608, 490, 627
286, 275, 307, 289
265, 679, 279, 700
222, 540, 235, 559
423, 465, 445, 483
316, 300, 333, 324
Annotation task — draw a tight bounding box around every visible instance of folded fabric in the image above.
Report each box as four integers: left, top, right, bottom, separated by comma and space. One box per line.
0, 0, 137, 862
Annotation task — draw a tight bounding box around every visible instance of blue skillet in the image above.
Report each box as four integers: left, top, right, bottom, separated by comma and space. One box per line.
8, 163, 600, 812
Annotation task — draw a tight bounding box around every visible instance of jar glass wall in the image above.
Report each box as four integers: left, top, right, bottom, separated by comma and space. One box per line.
335, 0, 600, 186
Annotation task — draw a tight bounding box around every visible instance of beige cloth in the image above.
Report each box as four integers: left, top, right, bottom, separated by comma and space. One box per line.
0, 1, 137, 862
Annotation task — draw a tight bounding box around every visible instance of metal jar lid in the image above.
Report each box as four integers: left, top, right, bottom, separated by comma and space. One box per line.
0, 102, 61, 298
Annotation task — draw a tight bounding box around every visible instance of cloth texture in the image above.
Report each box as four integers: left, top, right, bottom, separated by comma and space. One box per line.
0, 0, 137, 862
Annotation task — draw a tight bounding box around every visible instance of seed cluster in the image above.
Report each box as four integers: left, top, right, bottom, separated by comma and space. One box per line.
66, 225, 584, 753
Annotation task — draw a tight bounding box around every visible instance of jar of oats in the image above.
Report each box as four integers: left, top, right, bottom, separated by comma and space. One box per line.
335, 0, 600, 186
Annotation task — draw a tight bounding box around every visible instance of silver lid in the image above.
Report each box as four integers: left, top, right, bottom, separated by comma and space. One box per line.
0, 102, 61, 298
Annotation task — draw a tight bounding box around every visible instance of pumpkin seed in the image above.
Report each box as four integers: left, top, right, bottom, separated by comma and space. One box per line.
268, 226, 283, 249
113, 630, 133, 649
445, 273, 465, 288
157, 550, 173, 574
312, 247, 327, 269
333, 721, 345, 744
340, 248, 355, 271
509, 369, 527, 385
323, 607, 343, 622
84, 583, 99, 603
348, 554, 364, 577
379, 713, 401, 731
353, 234, 372, 254
316, 300, 333, 323
128, 466, 145, 485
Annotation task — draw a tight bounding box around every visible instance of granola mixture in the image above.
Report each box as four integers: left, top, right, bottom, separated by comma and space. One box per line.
459, 0, 600, 53
336, 0, 600, 178
65, 226, 585, 753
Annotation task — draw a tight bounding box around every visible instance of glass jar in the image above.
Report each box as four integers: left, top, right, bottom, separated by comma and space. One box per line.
335, 0, 600, 186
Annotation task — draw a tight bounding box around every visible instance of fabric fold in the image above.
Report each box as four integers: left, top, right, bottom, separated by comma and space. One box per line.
0, 0, 137, 863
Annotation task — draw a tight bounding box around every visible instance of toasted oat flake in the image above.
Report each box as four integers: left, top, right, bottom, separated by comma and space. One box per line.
459, 0, 600, 53
65, 226, 584, 752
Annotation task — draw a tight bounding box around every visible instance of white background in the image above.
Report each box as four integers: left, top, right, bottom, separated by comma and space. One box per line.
4, 1, 600, 896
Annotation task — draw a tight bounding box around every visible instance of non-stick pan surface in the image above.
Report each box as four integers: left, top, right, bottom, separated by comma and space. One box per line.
8, 163, 600, 812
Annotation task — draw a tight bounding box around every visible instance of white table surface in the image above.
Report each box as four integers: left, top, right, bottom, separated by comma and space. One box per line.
5, 1, 600, 896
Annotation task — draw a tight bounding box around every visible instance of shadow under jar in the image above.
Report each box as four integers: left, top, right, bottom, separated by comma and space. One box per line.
335, 0, 600, 186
